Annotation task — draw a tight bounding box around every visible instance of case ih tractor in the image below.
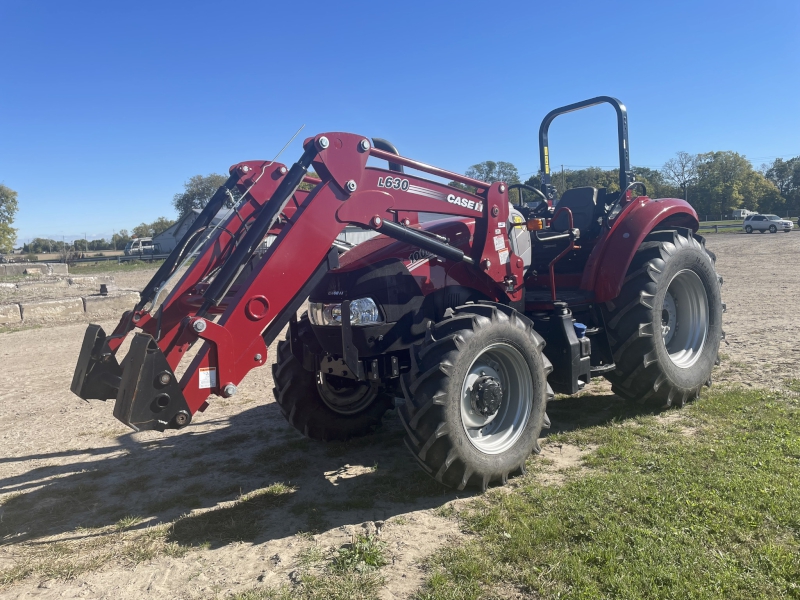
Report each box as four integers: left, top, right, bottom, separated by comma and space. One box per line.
72, 97, 723, 490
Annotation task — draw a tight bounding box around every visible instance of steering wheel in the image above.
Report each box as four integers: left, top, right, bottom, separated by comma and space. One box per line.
605, 181, 648, 224
507, 183, 551, 217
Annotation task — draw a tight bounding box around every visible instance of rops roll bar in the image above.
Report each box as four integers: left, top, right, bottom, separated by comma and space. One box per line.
538, 96, 632, 202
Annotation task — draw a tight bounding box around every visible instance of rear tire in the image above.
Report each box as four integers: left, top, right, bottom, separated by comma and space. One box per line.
602, 229, 723, 408
745, 225, 753, 233
399, 304, 551, 491
271, 316, 394, 441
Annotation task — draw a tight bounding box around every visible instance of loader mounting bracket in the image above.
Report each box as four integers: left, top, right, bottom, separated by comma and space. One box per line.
113, 333, 192, 432
71, 324, 123, 401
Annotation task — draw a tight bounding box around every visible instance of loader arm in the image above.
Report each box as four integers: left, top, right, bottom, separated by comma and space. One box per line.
73, 133, 523, 431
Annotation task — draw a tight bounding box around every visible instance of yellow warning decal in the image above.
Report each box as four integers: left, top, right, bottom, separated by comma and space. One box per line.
544, 146, 550, 174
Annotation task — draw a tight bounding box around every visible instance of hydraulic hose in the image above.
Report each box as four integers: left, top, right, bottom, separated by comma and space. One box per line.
136, 174, 238, 310
200, 146, 317, 310
376, 219, 474, 265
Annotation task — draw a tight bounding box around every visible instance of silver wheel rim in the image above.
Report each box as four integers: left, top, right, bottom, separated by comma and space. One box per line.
661, 269, 709, 368
460, 342, 533, 455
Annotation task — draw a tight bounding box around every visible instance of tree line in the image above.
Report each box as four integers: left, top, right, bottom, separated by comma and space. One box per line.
7, 150, 799, 256
21, 216, 178, 254
456, 153, 799, 219
17, 174, 228, 254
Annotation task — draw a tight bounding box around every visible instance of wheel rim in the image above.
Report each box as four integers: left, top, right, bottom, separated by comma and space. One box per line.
661, 269, 709, 368
770, 226, 777, 233
317, 373, 377, 415
745, 226, 752, 233
460, 342, 533, 455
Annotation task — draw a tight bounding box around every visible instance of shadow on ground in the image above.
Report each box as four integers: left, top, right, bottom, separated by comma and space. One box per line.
1, 390, 666, 551
1, 402, 455, 550
544, 391, 667, 436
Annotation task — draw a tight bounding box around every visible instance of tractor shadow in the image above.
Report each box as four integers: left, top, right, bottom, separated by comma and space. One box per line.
0, 402, 458, 550
0, 390, 662, 551
543, 388, 675, 438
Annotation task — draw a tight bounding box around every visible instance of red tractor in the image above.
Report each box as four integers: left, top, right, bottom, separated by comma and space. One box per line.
72, 97, 723, 490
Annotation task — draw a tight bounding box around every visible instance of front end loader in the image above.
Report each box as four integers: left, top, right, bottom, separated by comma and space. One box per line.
72, 97, 723, 490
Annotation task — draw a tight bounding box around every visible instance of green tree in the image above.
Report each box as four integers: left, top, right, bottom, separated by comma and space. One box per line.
132, 217, 176, 238
632, 167, 682, 200
113, 229, 131, 250
0, 184, 19, 253
464, 161, 520, 186
172, 173, 228, 218
524, 167, 624, 199
765, 156, 800, 215
691, 151, 780, 217
450, 161, 521, 201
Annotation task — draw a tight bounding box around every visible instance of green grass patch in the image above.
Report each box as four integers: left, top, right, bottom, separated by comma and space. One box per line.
418, 388, 800, 599
69, 259, 164, 274
332, 534, 389, 574
229, 534, 388, 600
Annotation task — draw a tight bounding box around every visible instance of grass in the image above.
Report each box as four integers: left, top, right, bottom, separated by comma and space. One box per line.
69, 259, 164, 274
230, 534, 389, 600
0, 524, 188, 587
332, 534, 389, 573
417, 387, 800, 600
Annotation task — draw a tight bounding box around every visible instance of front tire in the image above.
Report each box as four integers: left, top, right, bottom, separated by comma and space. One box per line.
769, 225, 778, 233
602, 229, 723, 408
399, 304, 551, 490
271, 316, 394, 441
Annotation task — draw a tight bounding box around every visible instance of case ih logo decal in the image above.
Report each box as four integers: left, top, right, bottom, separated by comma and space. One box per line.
377, 175, 483, 213
446, 193, 483, 213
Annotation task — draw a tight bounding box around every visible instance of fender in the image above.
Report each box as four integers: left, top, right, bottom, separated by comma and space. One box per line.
581, 197, 699, 302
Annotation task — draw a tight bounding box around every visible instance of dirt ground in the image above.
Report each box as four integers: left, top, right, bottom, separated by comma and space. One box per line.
1, 232, 798, 599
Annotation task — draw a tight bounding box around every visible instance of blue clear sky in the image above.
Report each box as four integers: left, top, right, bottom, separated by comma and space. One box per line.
1, 0, 798, 244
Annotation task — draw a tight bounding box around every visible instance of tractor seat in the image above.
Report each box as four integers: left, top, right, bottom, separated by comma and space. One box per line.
550, 187, 598, 234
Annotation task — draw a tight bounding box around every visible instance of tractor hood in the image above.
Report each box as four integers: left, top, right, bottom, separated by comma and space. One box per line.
336, 217, 475, 274
307, 217, 482, 356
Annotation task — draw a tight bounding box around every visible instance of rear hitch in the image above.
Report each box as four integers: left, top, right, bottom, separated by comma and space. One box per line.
71, 325, 192, 432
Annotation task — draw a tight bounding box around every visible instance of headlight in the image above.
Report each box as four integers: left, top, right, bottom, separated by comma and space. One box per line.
308, 298, 384, 326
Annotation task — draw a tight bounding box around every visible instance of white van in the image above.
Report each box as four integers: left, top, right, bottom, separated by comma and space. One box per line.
124, 238, 160, 256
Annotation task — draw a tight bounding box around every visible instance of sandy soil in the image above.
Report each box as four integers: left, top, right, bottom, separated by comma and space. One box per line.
0, 232, 798, 599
